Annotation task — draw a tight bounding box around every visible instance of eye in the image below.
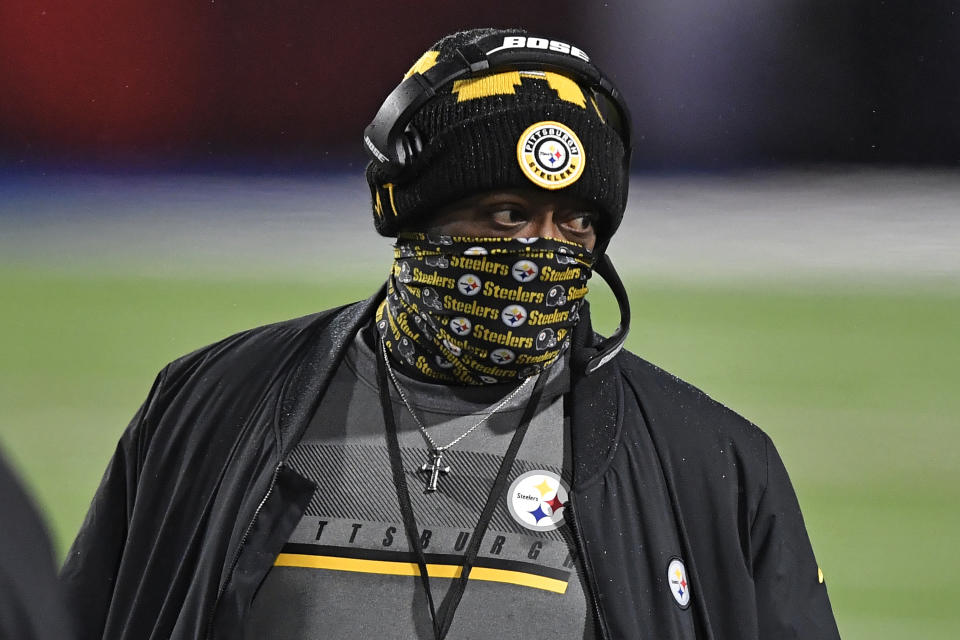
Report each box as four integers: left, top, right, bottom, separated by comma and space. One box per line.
561, 212, 596, 233
488, 208, 528, 227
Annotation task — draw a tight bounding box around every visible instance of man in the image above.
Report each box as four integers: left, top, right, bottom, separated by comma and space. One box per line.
61, 28, 840, 639
1, 449, 73, 640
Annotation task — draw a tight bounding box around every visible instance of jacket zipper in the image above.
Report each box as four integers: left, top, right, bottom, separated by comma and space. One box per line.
205, 462, 284, 640
567, 494, 611, 640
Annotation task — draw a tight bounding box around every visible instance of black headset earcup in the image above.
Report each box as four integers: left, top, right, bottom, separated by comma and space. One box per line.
396, 123, 424, 169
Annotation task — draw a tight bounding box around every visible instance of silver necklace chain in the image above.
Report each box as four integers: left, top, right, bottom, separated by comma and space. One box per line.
379, 337, 534, 452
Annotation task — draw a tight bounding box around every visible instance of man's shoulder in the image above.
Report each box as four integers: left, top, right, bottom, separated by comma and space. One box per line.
168, 307, 335, 369
613, 347, 770, 463
157, 299, 369, 396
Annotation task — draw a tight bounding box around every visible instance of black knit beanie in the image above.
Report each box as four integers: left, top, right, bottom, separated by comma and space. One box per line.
365, 28, 630, 244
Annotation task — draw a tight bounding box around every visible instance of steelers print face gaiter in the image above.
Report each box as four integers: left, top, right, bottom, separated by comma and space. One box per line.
377, 232, 593, 385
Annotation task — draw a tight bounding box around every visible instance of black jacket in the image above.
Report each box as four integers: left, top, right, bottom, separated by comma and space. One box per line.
61, 293, 839, 639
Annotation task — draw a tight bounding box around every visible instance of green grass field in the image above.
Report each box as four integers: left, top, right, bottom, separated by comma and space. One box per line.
1, 264, 957, 638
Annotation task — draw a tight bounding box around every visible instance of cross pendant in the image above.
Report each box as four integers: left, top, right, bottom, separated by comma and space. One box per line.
419, 450, 451, 493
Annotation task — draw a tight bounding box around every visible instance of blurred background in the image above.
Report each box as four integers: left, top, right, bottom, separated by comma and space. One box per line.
1, 1, 958, 637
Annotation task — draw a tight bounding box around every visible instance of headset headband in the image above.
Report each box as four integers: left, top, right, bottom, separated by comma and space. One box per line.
364, 33, 632, 180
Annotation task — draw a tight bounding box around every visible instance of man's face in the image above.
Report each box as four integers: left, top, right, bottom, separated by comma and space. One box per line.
422, 188, 598, 251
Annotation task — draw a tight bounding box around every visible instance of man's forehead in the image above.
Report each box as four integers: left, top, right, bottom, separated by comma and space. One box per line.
437, 188, 599, 213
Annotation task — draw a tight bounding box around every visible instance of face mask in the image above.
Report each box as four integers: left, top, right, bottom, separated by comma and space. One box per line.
376, 232, 593, 385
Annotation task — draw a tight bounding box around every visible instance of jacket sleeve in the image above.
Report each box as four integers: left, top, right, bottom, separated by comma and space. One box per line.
751, 434, 841, 639
59, 367, 167, 640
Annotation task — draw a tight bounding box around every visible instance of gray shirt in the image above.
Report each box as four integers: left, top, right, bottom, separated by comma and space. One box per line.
245, 331, 595, 639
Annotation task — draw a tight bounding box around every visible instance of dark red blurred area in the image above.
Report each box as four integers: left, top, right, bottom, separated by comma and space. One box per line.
1, 1, 957, 168
0, 1, 567, 162
0, 1, 208, 151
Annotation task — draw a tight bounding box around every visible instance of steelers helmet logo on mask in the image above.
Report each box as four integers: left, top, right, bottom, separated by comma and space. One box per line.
546, 285, 567, 307
397, 336, 416, 364
425, 254, 450, 268
518, 364, 541, 379
397, 262, 413, 283
555, 245, 578, 265
412, 314, 435, 341
421, 287, 444, 310
535, 327, 558, 351
427, 233, 453, 246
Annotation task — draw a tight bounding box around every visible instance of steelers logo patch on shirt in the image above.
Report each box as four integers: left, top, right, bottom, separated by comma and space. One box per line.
516, 121, 585, 190
667, 558, 691, 609
507, 470, 569, 532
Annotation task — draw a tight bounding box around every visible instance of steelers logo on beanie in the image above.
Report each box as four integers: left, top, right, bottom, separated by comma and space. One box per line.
516, 120, 585, 189
366, 27, 629, 244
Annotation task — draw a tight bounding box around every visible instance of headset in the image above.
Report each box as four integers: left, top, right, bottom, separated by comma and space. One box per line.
365, 33, 634, 376
363, 33, 632, 181
581, 253, 632, 374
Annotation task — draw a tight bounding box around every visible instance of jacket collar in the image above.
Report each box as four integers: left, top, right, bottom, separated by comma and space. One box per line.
567, 301, 624, 491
